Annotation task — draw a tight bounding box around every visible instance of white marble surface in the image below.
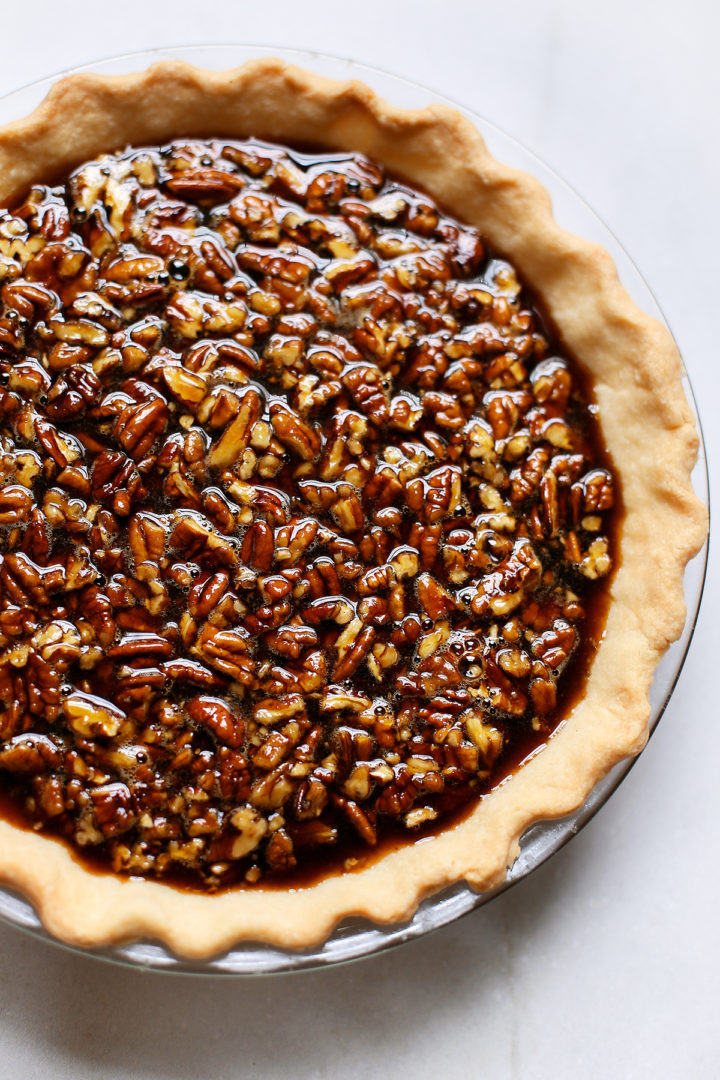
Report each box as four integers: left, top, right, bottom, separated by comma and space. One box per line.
0, 1, 717, 1076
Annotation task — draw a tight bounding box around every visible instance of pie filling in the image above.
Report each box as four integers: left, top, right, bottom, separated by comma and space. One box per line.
0, 138, 615, 888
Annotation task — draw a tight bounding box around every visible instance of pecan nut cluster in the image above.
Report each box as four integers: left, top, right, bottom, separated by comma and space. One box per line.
0, 138, 614, 885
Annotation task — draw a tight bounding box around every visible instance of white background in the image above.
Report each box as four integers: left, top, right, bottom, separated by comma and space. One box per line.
0, 1, 717, 1077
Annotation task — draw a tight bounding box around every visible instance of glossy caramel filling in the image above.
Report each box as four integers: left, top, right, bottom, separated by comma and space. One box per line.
0, 139, 615, 888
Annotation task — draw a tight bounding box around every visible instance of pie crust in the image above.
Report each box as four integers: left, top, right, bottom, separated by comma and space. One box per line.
0, 59, 706, 957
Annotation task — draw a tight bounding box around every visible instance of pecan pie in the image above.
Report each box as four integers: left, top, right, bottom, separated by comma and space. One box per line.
0, 60, 705, 956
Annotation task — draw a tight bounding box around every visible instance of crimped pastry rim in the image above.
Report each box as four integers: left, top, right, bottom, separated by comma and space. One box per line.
0, 58, 707, 958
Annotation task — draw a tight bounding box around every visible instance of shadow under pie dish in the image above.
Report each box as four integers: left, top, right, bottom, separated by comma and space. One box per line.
0, 58, 706, 959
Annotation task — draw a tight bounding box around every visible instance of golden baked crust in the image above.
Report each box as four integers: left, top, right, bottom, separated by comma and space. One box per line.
0, 59, 706, 957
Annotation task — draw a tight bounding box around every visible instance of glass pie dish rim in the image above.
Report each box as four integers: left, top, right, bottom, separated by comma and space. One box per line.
0, 43, 709, 976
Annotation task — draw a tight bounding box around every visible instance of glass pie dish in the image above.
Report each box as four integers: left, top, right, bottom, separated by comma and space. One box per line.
0, 44, 708, 974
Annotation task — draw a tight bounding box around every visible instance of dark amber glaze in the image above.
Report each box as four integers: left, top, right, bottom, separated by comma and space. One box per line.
0, 138, 621, 892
